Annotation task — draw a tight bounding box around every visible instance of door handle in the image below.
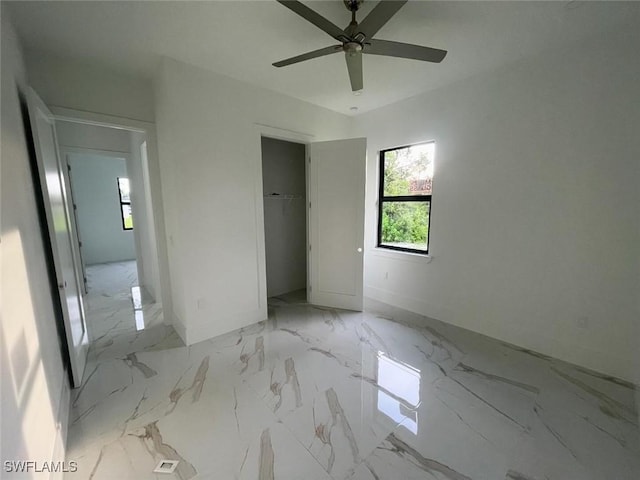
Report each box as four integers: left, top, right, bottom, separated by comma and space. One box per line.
357, 247, 362, 253
58, 281, 67, 289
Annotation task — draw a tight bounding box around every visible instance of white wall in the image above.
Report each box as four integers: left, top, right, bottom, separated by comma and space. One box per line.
354, 25, 640, 382
1, 8, 70, 475
57, 120, 131, 153
127, 132, 161, 301
154, 58, 354, 344
261, 137, 307, 297
67, 153, 137, 265
25, 49, 154, 122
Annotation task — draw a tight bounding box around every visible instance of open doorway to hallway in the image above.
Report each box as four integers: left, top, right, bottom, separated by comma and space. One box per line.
65, 151, 149, 338
57, 119, 164, 345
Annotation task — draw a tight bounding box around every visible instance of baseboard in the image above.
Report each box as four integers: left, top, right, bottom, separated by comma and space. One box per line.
186, 307, 268, 345
364, 285, 636, 385
171, 312, 188, 345
365, 284, 454, 324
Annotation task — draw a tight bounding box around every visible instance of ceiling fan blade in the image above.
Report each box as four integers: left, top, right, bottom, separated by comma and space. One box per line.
365, 39, 447, 63
357, 0, 408, 39
345, 52, 363, 92
273, 45, 343, 67
276, 1, 349, 42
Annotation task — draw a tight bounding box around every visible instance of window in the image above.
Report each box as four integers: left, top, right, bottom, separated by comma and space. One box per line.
117, 177, 133, 230
378, 142, 434, 254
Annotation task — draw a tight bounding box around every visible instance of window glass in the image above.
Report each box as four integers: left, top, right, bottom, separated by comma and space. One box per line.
380, 201, 430, 251
121, 204, 133, 230
378, 142, 434, 254
383, 143, 433, 197
117, 177, 133, 230
118, 177, 131, 203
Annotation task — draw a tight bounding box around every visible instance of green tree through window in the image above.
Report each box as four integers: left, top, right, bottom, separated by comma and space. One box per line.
378, 143, 433, 253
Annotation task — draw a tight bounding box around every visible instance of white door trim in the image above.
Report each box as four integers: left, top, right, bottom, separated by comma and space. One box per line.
49, 105, 152, 132
59, 145, 130, 157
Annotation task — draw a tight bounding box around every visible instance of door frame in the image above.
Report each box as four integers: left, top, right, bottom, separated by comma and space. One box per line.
60, 154, 89, 295
50, 106, 173, 326
253, 124, 314, 309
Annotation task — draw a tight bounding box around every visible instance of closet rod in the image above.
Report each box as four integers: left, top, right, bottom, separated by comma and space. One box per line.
263, 194, 303, 200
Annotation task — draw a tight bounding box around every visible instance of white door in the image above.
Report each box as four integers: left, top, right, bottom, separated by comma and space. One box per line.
27, 88, 88, 387
309, 138, 366, 310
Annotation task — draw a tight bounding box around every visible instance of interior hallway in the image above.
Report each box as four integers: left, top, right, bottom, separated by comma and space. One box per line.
66, 293, 639, 479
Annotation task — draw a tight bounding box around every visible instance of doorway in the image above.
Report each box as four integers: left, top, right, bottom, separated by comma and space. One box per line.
56, 119, 164, 345
65, 151, 141, 339
26, 94, 170, 386
261, 136, 308, 304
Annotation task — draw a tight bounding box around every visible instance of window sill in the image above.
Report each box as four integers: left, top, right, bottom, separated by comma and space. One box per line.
370, 247, 433, 264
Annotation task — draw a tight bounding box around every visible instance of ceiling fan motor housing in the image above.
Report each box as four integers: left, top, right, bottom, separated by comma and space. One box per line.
344, 0, 364, 12
344, 42, 364, 56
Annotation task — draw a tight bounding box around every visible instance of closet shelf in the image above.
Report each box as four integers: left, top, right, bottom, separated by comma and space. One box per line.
263, 194, 303, 200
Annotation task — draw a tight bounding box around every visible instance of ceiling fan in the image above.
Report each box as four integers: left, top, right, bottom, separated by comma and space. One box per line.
273, 0, 447, 92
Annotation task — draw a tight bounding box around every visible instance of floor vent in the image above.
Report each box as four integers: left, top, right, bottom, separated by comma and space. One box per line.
153, 460, 179, 474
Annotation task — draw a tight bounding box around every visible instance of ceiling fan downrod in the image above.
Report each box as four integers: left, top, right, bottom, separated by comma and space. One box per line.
344, 0, 365, 41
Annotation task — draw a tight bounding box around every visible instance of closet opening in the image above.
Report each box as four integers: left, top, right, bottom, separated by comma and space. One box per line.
261, 136, 308, 304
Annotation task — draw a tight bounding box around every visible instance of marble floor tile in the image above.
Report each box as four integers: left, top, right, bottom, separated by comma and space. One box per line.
244, 347, 414, 479
506, 362, 640, 480
65, 286, 639, 480
84, 261, 165, 343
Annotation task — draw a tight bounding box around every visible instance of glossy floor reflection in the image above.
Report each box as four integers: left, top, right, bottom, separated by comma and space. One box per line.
84, 261, 165, 343
66, 292, 639, 480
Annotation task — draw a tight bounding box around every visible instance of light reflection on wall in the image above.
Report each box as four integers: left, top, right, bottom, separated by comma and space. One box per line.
1, 229, 64, 460
376, 352, 421, 434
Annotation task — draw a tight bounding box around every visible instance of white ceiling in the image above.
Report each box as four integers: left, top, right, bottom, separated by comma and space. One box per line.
7, 1, 640, 116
